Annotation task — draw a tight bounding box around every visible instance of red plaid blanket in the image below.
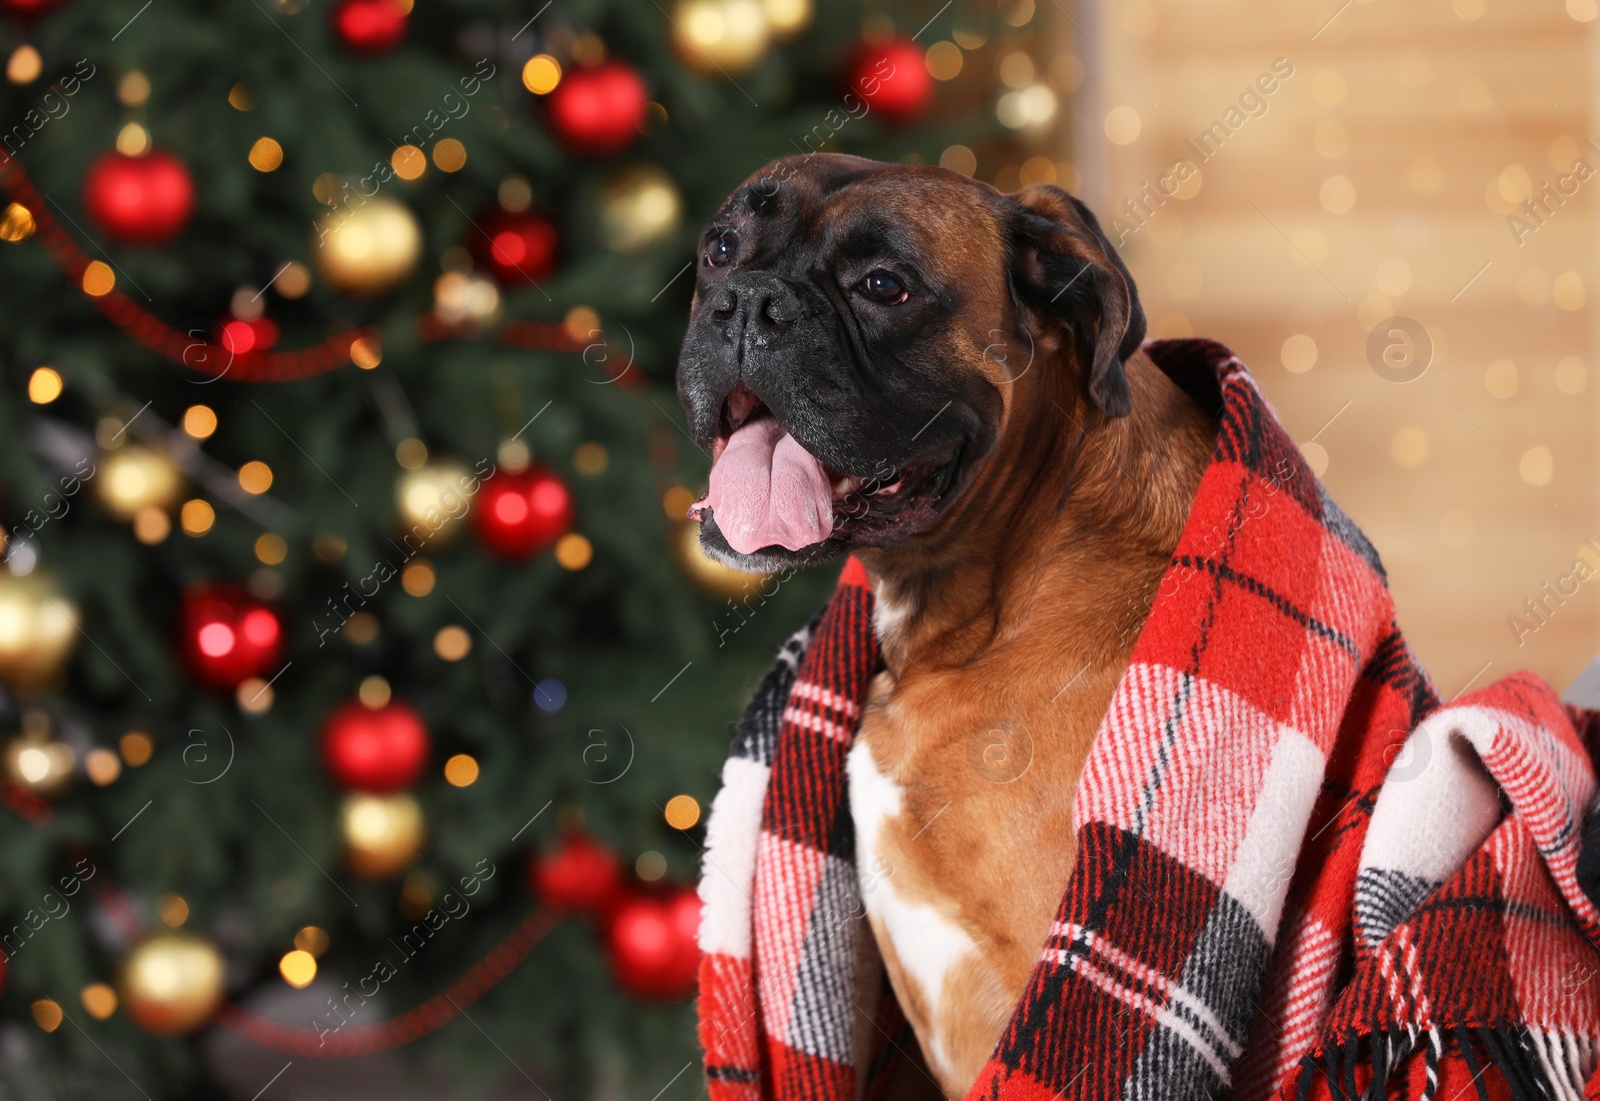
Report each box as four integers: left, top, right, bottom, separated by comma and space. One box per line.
695, 339, 1600, 1100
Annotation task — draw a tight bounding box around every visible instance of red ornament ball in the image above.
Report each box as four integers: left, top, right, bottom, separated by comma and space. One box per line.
320, 700, 430, 793
0, 0, 64, 16
473, 466, 573, 558
178, 584, 283, 690
331, 0, 408, 53
545, 60, 648, 157
528, 832, 624, 916
608, 886, 701, 1000
471, 211, 559, 285
82, 150, 195, 246
846, 38, 933, 125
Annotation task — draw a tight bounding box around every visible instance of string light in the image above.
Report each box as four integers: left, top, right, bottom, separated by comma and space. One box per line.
118, 71, 150, 105
276, 262, 312, 298
82, 261, 115, 296
350, 336, 382, 369
664, 794, 701, 829
573, 442, 608, 475
248, 137, 284, 172
313, 534, 347, 562
432, 138, 467, 172
391, 145, 426, 180
522, 55, 561, 93
238, 677, 274, 714
433, 626, 471, 660
255, 533, 287, 565
358, 675, 392, 709
6, 45, 42, 84
82, 983, 118, 1020
555, 533, 592, 570
27, 366, 61, 403
120, 731, 154, 766
85, 748, 122, 785
498, 176, 532, 211
180, 499, 215, 535
115, 122, 150, 155
238, 461, 273, 494
0, 201, 34, 241
217, 907, 556, 1057
395, 438, 428, 469
279, 949, 317, 988
443, 754, 479, 787
129, 492, 178, 543
183, 404, 218, 437
401, 561, 434, 596
662, 486, 694, 519
344, 613, 379, 645
158, 893, 190, 927
30, 999, 62, 1032
2, 160, 584, 381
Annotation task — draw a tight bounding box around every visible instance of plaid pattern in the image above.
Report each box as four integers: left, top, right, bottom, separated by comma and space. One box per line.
696, 339, 1600, 1100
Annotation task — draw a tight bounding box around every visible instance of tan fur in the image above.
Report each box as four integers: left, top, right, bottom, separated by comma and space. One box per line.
848, 187, 1216, 1098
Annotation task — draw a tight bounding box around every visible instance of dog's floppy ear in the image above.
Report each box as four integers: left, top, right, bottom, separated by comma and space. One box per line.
1003, 184, 1145, 418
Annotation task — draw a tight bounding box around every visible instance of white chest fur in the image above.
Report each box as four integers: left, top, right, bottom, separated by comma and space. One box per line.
845, 737, 980, 1084
871, 578, 911, 651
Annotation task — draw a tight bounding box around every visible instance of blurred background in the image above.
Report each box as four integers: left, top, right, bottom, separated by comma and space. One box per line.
1093, 0, 1600, 700
0, 0, 1589, 1098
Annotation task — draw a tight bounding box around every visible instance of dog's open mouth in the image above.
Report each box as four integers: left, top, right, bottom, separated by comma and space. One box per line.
689, 383, 959, 557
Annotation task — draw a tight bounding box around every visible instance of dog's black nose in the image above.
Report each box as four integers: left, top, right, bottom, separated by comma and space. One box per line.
717, 272, 808, 333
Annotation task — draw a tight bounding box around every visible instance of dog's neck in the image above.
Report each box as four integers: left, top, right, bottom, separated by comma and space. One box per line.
856, 349, 1216, 678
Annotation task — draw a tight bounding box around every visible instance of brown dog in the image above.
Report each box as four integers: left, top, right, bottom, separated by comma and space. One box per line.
677, 154, 1216, 1098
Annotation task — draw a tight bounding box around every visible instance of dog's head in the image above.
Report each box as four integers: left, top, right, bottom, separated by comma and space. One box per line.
676, 153, 1145, 573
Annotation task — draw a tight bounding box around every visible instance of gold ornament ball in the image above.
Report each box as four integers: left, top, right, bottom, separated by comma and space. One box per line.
313, 197, 422, 294
340, 792, 426, 879
763, 0, 811, 37
395, 459, 474, 542
0, 573, 79, 688
119, 933, 226, 1035
3, 733, 75, 796
95, 445, 181, 521
674, 518, 769, 598
598, 165, 684, 255
672, 0, 772, 74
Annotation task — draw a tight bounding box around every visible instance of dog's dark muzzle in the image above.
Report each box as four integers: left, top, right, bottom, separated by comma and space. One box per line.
681, 271, 849, 458
708, 271, 813, 338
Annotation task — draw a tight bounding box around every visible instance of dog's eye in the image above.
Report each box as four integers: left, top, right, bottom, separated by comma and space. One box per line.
705, 232, 738, 268
858, 271, 908, 305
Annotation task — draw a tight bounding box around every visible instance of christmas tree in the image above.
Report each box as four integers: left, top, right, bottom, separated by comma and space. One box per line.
0, 0, 1029, 1095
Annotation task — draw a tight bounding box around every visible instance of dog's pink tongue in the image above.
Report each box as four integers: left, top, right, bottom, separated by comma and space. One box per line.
706, 418, 834, 554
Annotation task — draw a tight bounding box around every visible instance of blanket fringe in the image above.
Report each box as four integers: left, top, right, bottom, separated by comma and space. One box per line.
1292, 1026, 1596, 1100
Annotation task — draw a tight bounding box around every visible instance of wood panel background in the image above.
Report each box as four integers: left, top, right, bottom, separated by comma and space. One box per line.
1063, 0, 1600, 693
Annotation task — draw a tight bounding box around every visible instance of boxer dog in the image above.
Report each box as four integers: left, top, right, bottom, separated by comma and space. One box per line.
677, 154, 1217, 1098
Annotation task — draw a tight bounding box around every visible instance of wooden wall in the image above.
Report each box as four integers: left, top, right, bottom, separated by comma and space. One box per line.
1067, 0, 1600, 693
